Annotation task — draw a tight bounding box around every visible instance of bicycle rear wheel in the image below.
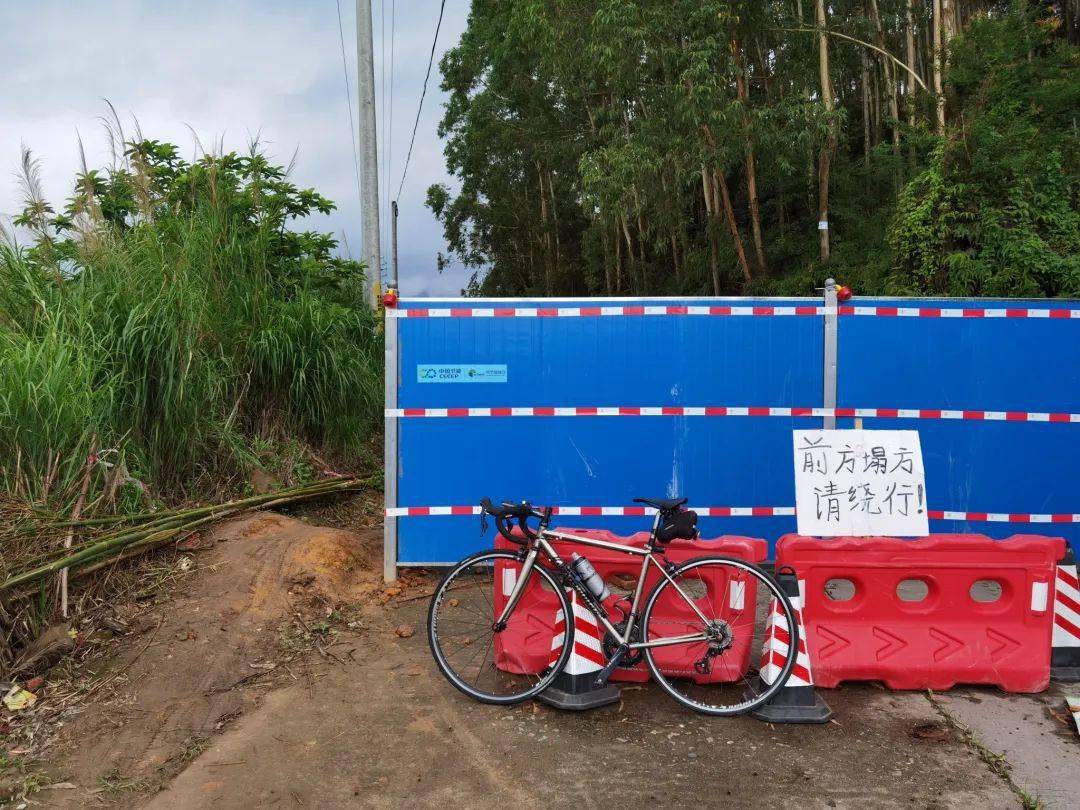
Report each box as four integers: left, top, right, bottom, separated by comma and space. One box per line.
640, 556, 799, 716
428, 550, 573, 704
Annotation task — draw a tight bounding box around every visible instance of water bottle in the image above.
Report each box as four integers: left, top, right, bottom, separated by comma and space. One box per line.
570, 553, 611, 601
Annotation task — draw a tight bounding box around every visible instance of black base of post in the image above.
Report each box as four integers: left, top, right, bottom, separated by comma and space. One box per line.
1051, 649, 1080, 683
750, 683, 833, 724
537, 672, 621, 711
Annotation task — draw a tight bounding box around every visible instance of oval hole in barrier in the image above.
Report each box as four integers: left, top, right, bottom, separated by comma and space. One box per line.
896, 579, 929, 602
679, 578, 708, 601
606, 573, 638, 597
824, 578, 856, 601
969, 579, 1003, 603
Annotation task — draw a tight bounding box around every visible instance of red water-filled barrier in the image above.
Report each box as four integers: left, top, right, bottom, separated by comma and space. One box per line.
493, 529, 768, 683
777, 534, 1066, 693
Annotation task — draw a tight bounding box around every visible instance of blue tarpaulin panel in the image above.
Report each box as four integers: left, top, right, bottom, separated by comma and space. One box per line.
837, 298, 1080, 555
394, 298, 823, 563
391, 296, 1080, 564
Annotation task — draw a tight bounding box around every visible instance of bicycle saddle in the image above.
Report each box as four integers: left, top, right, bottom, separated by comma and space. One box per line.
633, 496, 688, 512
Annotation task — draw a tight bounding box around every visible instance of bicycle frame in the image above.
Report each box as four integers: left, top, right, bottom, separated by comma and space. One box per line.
495, 512, 713, 651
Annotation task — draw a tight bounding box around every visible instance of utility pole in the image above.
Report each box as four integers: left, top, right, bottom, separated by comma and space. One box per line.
356, 0, 381, 306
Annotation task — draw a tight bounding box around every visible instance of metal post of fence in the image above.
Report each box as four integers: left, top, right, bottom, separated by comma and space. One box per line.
823, 278, 838, 430
383, 309, 399, 583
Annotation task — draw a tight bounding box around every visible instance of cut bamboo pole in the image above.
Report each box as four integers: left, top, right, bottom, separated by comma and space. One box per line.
61, 438, 95, 618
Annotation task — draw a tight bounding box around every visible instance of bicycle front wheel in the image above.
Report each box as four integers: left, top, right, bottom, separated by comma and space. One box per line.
640, 556, 799, 716
427, 550, 573, 705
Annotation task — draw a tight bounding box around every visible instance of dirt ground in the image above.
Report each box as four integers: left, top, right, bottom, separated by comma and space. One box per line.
9, 513, 1079, 808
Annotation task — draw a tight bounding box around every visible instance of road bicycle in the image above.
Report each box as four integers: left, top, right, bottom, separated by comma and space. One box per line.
427, 496, 800, 716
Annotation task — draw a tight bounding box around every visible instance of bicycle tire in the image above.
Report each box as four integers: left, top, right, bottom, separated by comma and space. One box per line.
427, 549, 574, 705
640, 555, 799, 716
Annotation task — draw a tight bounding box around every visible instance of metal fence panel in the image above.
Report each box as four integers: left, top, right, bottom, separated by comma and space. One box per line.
394, 298, 823, 564
837, 298, 1080, 552
388, 295, 1080, 569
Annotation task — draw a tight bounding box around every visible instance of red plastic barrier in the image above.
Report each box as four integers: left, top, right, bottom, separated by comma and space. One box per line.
494, 529, 767, 683
777, 534, 1066, 693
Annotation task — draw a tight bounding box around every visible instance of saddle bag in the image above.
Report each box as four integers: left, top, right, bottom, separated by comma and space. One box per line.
656, 509, 699, 543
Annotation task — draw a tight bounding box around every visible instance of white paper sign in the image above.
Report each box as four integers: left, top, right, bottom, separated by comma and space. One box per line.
793, 429, 929, 537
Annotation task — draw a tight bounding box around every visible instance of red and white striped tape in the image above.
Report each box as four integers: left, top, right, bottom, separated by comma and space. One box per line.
1054, 564, 1080, 646
549, 591, 606, 672
389, 304, 1080, 320
387, 405, 1080, 423
759, 581, 814, 687
390, 304, 826, 319
838, 305, 1080, 319
385, 504, 1080, 523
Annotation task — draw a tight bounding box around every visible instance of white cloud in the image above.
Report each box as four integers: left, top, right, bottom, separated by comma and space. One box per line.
0, 0, 474, 296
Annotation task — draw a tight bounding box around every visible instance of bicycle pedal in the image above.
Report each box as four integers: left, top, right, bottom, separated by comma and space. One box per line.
593, 644, 629, 687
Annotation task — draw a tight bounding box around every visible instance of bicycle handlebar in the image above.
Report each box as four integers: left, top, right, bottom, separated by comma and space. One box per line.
480, 497, 551, 544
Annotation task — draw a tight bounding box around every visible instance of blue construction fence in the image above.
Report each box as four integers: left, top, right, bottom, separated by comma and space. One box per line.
386, 296, 1080, 565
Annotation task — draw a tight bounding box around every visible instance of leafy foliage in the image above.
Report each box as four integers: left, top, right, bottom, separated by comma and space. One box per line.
430, 1, 1078, 299
888, 13, 1080, 295
0, 132, 381, 508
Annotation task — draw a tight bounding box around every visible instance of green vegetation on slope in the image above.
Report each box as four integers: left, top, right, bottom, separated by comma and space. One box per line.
0, 128, 381, 514
428, 1, 1079, 298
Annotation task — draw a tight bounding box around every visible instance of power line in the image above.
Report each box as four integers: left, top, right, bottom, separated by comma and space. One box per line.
387, 0, 395, 231
395, 0, 446, 202
334, 0, 363, 212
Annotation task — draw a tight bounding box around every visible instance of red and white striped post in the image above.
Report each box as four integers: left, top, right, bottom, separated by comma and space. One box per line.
538, 590, 621, 711
751, 569, 833, 724
1052, 548, 1080, 681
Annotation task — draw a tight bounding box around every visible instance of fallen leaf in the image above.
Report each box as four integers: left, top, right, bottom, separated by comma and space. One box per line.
40, 782, 77, 791
3, 686, 37, 711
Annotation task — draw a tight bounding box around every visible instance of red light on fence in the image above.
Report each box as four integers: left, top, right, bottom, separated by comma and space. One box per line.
382, 289, 399, 308
836, 285, 853, 302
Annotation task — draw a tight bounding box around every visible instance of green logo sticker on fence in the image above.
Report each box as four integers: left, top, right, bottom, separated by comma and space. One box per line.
417, 364, 508, 383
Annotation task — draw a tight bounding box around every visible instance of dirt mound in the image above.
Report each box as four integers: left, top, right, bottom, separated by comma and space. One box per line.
211, 512, 382, 615
36, 512, 380, 806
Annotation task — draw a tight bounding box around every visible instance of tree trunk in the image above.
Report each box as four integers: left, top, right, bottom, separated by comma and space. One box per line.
536, 165, 553, 295
932, 0, 945, 134
733, 36, 768, 276
905, 0, 918, 128
617, 222, 626, 295
601, 221, 613, 294
620, 214, 637, 294
701, 166, 721, 295
547, 169, 562, 284
708, 228, 721, 296
861, 48, 872, 166
815, 0, 835, 263
713, 168, 752, 284
868, 0, 902, 160
670, 232, 681, 282
870, 64, 881, 146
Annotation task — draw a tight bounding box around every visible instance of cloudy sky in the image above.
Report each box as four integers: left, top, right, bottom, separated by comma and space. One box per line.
0, 0, 472, 296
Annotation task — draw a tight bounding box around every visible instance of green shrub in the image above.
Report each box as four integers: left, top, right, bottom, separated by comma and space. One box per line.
0, 132, 381, 508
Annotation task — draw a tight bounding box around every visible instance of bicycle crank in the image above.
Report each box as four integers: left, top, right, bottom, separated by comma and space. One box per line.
602, 622, 644, 668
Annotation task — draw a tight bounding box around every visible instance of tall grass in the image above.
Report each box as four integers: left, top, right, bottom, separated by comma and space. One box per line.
0, 129, 382, 512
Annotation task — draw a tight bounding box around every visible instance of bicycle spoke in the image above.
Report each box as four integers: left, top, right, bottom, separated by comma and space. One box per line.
429, 552, 569, 704
642, 558, 799, 716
